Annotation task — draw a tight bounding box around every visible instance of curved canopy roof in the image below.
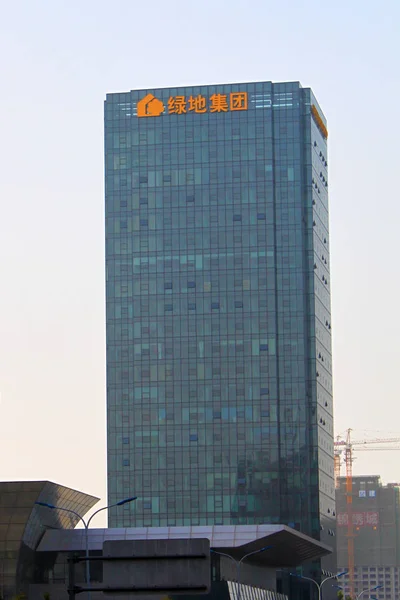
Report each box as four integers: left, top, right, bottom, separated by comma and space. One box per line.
38, 523, 332, 567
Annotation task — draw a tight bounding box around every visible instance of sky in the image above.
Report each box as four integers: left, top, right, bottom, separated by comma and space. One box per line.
0, 0, 400, 527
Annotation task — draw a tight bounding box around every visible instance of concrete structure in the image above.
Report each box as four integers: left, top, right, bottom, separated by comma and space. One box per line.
104, 81, 336, 592
33, 523, 332, 600
336, 475, 400, 600
0, 480, 332, 599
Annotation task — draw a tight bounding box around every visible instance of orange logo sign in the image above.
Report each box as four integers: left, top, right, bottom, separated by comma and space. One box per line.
230, 92, 248, 111
137, 92, 248, 117
137, 93, 165, 117
311, 104, 328, 139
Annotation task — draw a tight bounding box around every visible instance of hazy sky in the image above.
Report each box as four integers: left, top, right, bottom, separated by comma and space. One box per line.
1, 0, 399, 526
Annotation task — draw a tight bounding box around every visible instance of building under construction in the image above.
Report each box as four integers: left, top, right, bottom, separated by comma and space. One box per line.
336, 475, 400, 599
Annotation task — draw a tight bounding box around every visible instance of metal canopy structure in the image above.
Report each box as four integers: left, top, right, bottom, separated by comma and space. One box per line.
0, 480, 99, 599
38, 523, 332, 567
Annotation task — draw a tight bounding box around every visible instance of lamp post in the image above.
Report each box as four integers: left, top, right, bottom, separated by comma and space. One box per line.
356, 585, 383, 599
35, 496, 137, 600
290, 570, 347, 600
211, 546, 272, 600
334, 584, 383, 599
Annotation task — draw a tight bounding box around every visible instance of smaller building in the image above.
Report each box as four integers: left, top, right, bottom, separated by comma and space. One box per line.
33, 524, 332, 600
0, 481, 333, 600
336, 475, 400, 600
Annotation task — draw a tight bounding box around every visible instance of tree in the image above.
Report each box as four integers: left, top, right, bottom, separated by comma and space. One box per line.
336, 592, 353, 600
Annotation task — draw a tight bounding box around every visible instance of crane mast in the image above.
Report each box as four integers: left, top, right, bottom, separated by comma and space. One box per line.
344, 429, 354, 599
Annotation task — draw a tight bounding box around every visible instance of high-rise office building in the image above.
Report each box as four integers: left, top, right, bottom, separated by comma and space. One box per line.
104, 81, 335, 574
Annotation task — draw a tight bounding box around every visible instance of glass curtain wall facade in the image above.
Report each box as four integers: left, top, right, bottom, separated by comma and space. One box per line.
105, 82, 335, 570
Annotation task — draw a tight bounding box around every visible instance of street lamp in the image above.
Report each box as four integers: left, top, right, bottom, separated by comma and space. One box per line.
35, 496, 137, 600
211, 546, 272, 600
334, 584, 383, 599
290, 570, 347, 600
356, 585, 383, 599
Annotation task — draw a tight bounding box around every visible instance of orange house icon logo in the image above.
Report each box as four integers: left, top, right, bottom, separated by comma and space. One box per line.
137, 94, 164, 117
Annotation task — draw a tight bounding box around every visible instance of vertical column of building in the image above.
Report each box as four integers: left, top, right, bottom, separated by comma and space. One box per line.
253, 82, 281, 526
301, 89, 336, 583
105, 93, 136, 520
269, 83, 311, 534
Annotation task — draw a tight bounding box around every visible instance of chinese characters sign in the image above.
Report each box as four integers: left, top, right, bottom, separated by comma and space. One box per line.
359, 489, 376, 498
337, 512, 379, 527
137, 92, 248, 117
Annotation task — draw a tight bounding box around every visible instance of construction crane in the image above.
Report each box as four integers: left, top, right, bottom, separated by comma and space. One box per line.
334, 432, 400, 483
334, 429, 400, 598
